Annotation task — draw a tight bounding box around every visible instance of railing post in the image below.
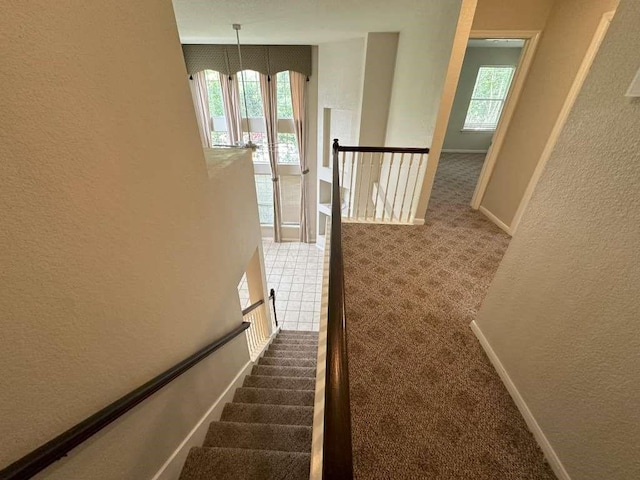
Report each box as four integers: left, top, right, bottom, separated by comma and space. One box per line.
269, 288, 278, 327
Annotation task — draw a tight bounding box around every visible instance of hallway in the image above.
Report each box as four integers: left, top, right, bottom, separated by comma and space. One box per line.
340, 154, 553, 478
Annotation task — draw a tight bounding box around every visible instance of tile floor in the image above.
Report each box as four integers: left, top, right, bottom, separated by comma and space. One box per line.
238, 239, 323, 331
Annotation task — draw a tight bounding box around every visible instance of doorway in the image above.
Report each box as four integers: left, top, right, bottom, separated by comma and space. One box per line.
428, 34, 534, 219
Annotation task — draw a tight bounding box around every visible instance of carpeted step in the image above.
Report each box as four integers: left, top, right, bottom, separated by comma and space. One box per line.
276, 333, 318, 340
272, 338, 318, 345
243, 375, 315, 391
221, 403, 314, 426
263, 349, 316, 359
251, 365, 316, 378
258, 356, 316, 368
268, 344, 318, 352
179, 447, 310, 480
233, 387, 314, 406
203, 422, 312, 452
279, 330, 316, 335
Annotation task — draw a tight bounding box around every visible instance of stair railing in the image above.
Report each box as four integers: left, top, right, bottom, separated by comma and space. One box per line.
0, 322, 252, 480
322, 139, 354, 479
242, 295, 275, 360
333, 140, 430, 224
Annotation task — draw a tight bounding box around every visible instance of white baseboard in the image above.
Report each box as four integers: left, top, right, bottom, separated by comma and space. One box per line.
412, 217, 425, 225
478, 205, 512, 235
152, 328, 280, 480
470, 321, 571, 480
441, 148, 489, 153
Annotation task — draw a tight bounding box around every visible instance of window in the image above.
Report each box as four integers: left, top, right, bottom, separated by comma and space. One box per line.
202, 69, 302, 226
463, 66, 515, 131
204, 71, 228, 146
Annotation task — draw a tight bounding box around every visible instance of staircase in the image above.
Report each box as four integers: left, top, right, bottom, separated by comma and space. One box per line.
179, 330, 318, 480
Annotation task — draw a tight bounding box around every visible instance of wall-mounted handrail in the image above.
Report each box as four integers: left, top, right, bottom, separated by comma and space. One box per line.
269, 288, 278, 327
322, 139, 354, 479
0, 322, 251, 480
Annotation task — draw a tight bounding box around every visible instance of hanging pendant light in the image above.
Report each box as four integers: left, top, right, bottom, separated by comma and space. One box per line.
234, 24, 257, 151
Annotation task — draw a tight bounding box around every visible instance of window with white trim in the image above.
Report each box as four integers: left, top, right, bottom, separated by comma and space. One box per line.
463, 66, 515, 131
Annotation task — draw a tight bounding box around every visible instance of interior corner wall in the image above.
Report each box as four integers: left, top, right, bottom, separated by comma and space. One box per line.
385, 1, 463, 148
443, 46, 523, 151
478, 0, 620, 227
306, 46, 319, 242
473, 0, 640, 478
0, 1, 259, 478
358, 32, 399, 146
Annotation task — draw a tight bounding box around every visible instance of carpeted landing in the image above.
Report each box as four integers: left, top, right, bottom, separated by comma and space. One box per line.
179, 330, 317, 480
341, 154, 556, 479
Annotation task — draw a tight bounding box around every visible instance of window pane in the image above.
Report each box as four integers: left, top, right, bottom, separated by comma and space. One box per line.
281, 175, 301, 225
254, 175, 274, 225
276, 71, 293, 119
471, 66, 515, 100
277, 132, 299, 164
237, 70, 264, 118
464, 100, 504, 130
204, 70, 225, 117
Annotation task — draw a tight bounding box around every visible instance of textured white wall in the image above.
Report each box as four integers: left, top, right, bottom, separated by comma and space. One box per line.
479, 0, 619, 227
0, 1, 262, 478
385, 1, 462, 148
474, 1, 640, 478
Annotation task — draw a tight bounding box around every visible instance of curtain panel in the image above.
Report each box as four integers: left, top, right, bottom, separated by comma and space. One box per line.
219, 73, 243, 145
189, 72, 212, 148
290, 71, 310, 242
259, 74, 283, 242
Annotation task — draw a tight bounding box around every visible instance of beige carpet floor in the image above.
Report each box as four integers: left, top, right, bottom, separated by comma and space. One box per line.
342, 153, 556, 479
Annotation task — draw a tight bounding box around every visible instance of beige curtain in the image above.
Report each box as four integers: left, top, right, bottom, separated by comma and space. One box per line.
259, 73, 283, 242
219, 73, 243, 145
190, 72, 212, 148
290, 72, 309, 242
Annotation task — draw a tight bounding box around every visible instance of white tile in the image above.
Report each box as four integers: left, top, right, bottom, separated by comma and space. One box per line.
298, 311, 314, 323
302, 292, 315, 302
287, 301, 302, 311
290, 283, 304, 292
300, 301, 315, 312
297, 322, 313, 331
284, 311, 299, 322
277, 291, 290, 301
278, 283, 292, 292
293, 275, 306, 283
288, 291, 303, 301
280, 275, 294, 284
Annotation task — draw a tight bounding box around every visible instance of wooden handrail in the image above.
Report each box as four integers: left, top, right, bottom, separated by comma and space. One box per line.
335, 144, 429, 154
322, 139, 354, 479
241, 298, 265, 316
0, 322, 251, 480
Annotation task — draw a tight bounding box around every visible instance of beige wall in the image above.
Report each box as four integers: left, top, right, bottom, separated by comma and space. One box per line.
472, 0, 554, 30
443, 46, 523, 151
474, 0, 640, 478
359, 32, 399, 146
479, 0, 619, 226
385, 1, 463, 147
0, 2, 263, 478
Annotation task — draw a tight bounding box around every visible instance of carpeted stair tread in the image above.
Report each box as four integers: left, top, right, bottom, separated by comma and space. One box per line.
234, 387, 314, 406
267, 344, 318, 352
203, 422, 312, 452
179, 447, 310, 480
263, 349, 316, 359
252, 365, 316, 378
278, 330, 316, 336
272, 338, 318, 346
243, 375, 315, 391
221, 402, 314, 426
259, 357, 316, 368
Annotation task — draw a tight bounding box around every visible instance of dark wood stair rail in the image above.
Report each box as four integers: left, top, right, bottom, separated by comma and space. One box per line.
0, 322, 253, 480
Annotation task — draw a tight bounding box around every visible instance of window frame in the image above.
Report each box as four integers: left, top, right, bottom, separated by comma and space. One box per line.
462, 65, 516, 132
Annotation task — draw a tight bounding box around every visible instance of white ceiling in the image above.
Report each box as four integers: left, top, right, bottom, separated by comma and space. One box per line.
172, 0, 455, 44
